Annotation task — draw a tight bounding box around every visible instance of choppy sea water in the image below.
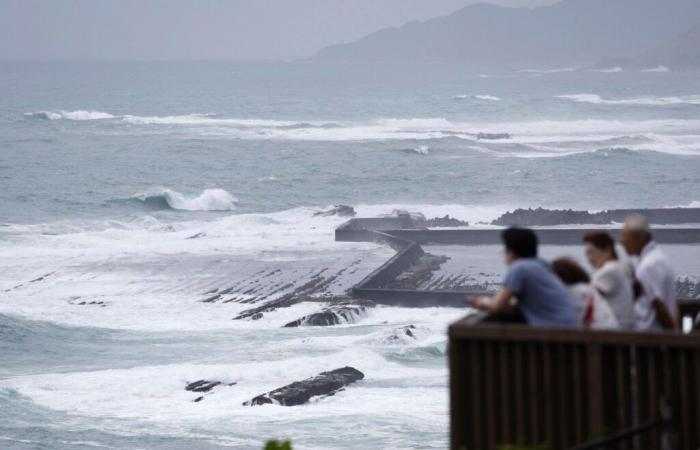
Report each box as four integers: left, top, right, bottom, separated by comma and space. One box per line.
1, 62, 700, 449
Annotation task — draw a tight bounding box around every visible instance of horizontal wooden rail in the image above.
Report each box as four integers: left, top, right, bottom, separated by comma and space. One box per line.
449, 319, 700, 450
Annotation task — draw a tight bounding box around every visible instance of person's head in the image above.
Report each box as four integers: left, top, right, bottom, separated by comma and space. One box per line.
551, 257, 590, 286
620, 214, 652, 256
501, 227, 538, 264
583, 231, 618, 269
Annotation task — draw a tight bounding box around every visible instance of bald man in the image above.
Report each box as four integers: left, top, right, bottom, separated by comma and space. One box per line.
620, 215, 679, 331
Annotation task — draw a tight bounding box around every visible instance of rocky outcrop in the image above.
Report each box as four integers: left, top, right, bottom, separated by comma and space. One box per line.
423, 215, 469, 228
314, 205, 357, 218
284, 302, 370, 327
492, 207, 700, 226
186, 379, 237, 402
676, 278, 700, 300
381, 324, 419, 345
492, 208, 612, 226
244, 367, 364, 406
186, 380, 224, 393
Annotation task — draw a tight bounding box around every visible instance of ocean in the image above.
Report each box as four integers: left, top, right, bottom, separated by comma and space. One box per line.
1, 61, 700, 449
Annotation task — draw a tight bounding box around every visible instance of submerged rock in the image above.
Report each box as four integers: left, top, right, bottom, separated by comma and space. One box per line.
244, 367, 364, 406
284, 303, 369, 327
185, 380, 222, 393
186, 380, 237, 402
313, 205, 357, 218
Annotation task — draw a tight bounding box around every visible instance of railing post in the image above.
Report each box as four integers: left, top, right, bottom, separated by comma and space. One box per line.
660, 397, 680, 450
586, 343, 604, 438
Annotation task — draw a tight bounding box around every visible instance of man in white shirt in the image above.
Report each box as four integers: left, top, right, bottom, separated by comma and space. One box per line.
620, 215, 679, 331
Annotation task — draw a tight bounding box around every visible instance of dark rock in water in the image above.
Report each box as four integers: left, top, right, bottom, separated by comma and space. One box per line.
244, 367, 364, 406
492, 207, 612, 226
186, 380, 237, 402
314, 205, 357, 217
186, 232, 207, 239
381, 325, 423, 344
186, 380, 222, 393
284, 303, 369, 327
423, 215, 469, 228
477, 132, 511, 140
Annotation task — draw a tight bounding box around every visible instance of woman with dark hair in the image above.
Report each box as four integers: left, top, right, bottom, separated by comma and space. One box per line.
583, 231, 635, 329
552, 258, 619, 330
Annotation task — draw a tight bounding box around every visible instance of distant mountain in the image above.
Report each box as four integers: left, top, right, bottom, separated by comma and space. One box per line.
312, 0, 700, 67
637, 22, 700, 70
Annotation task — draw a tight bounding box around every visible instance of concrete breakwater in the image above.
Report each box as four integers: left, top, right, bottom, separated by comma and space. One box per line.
336, 210, 700, 309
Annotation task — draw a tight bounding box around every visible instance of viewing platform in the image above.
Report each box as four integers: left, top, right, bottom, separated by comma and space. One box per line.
335, 211, 700, 449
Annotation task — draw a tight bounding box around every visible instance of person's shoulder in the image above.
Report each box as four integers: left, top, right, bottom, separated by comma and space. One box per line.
601, 260, 627, 277
511, 258, 544, 271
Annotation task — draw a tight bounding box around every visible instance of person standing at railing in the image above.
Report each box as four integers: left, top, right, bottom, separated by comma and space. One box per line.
551, 257, 619, 329
619, 214, 680, 331
471, 227, 579, 327
583, 231, 636, 330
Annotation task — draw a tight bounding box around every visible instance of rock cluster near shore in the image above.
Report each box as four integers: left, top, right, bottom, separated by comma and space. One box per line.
284, 301, 370, 327
313, 205, 357, 218
185, 379, 237, 402
492, 207, 700, 226
244, 367, 365, 406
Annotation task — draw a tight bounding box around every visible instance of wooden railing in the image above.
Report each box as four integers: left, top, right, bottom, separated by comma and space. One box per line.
449, 315, 700, 450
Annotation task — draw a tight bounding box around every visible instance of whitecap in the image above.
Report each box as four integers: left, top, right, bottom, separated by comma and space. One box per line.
132, 187, 238, 212
641, 66, 670, 73
592, 67, 623, 73
24, 110, 115, 121
453, 94, 501, 101
518, 67, 576, 74
557, 94, 700, 106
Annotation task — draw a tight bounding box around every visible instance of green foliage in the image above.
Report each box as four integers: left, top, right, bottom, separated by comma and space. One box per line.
264, 440, 292, 450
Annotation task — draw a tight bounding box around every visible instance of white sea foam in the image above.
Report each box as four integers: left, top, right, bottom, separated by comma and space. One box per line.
518, 67, 576, 74
593, 67, 623, 73
411, 145, 430, 155
641, 65, 671, 73
133, 187, 238, 211
453, 94, 501, 101
558, 94, 700, 106
24, 110, 700, 156
25, 110, 116, 120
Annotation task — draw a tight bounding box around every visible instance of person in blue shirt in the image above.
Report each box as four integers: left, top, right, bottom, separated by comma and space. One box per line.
472, 227, 579, 327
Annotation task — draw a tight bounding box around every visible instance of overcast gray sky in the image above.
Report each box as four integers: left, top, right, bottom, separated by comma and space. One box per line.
0, 0, 557, 61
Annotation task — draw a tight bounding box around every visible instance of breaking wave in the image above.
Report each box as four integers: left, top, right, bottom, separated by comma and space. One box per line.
518, 67, 576, 74
558, 94, 700, 106
131, 188, 238, 211
25, 110, 116, 121
22, 110, 700, 155
593, 67, 623, 73
641, 66, 671, 73
453, 94, 501, 101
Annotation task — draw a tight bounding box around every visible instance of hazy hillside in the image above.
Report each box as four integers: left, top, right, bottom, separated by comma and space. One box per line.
638, 22, 700, 70
312, 0, 700, 67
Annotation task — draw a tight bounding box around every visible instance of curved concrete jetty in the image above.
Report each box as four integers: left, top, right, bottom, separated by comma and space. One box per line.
336, 212, 700, 308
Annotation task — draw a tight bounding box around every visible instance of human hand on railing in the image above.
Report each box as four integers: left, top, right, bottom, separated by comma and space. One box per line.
470, 295, 492, 311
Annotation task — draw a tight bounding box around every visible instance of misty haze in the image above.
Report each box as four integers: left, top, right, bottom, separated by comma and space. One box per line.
1, 1, 700, 449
